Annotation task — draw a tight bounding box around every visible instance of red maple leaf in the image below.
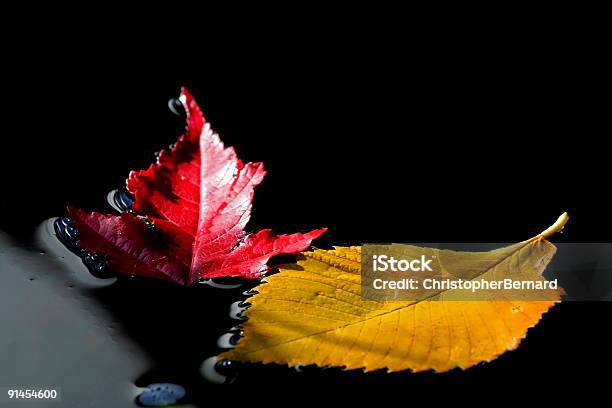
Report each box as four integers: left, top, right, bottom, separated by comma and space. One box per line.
68, 88, 325, 285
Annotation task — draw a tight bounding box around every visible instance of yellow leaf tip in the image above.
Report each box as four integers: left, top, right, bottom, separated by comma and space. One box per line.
537, 212, 569, 239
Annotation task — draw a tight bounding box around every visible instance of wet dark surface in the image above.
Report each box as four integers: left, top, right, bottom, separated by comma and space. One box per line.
1, 216, 611, 407
2, 38, 611, 405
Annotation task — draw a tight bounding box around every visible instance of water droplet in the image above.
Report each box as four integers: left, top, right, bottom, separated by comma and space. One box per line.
137, 383, 186, 407
39, 250, 46, 255
215, 359, 238, 376
237, 301, 251, 309
229, 333, 241, 346
66, 224, 77, 237
199, 278, 242, 289
233, 313, 248, 322
83, 252, 115, 279
107, 188, 134, 212
201, 356, 228, 384
216, 332, 240, 349
53, 217, 84, 255
45, 217, 117, 286
167, 98, 186, 116
139, 216, 155, 230
55, 217, 76, 240
229, 301, 250, 320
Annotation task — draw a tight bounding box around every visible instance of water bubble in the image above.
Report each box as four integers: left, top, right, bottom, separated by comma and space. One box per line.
54, 217, 83, 255
215, 359, 238, 376
217, 332, 239, 349
199, 278, 242, 289
107, 188, 134, 212
229, 333, 242, 346
201, 356, 228, 385
236, 314, 248, 322
229, 301, 250, 320
38, 218, 117, 288
66, 224, 78, 238
139, 216, 155, 230
54, 218, 114, 279
137, 383, 186, 407
201, 357, 240, 385
167, 98, 186, 116
83, 252, 115, 279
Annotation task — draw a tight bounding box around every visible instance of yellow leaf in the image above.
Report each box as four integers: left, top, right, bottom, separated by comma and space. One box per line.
221, 213, 568, 373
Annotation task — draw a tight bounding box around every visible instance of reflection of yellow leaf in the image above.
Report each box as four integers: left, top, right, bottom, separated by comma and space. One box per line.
221, 214, 568, 373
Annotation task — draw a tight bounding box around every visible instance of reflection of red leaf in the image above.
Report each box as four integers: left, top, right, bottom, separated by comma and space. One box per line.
68, 88, 325, 285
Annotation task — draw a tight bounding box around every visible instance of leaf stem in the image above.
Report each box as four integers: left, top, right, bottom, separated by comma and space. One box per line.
533, 212, 569, 240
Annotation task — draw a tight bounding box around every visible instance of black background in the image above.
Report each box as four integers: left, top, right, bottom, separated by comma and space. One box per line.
1, 15, 610, 405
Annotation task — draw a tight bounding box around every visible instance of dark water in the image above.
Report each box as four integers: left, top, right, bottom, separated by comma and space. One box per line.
1, 218, 255, 407
3, 219, 612, 407
4, 169, 612, 406
1, 84, 609, 407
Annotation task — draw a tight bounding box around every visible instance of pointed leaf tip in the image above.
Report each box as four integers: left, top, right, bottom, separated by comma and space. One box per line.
67, 90, 326, 285
536, 212, 569, 240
